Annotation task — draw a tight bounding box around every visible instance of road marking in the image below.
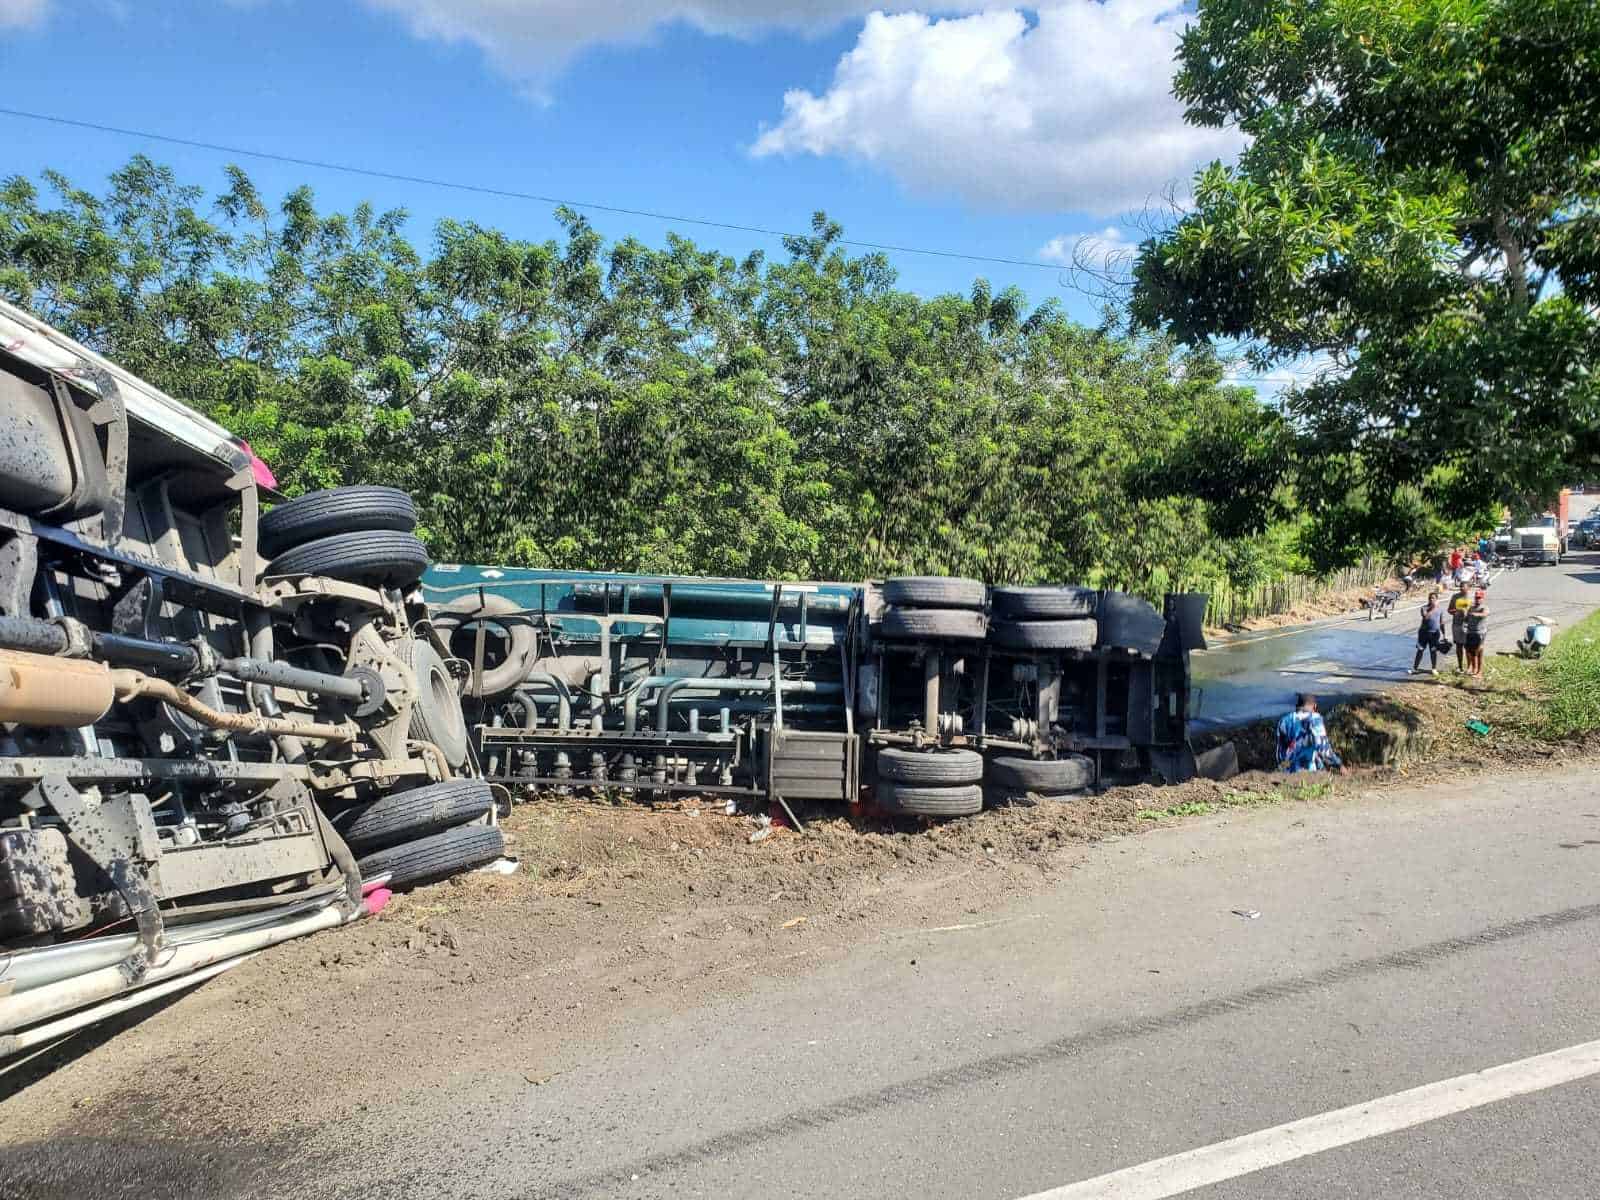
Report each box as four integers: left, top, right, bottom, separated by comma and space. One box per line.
1015, 1037, 1600, 1200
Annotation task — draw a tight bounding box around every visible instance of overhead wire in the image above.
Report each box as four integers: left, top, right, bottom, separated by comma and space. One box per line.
0, 106, 1069, 274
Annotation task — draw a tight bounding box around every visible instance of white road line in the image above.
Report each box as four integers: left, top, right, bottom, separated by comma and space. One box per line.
1016, 1038, 1600, 1200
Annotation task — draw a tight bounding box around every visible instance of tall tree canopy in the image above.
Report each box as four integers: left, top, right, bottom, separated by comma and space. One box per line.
1132, 0, 1600, 568
1, 156, 1307, 598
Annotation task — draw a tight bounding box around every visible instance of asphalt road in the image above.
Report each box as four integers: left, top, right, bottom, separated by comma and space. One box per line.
80, 762, 1594, 1200
1191, 519, 1600, 730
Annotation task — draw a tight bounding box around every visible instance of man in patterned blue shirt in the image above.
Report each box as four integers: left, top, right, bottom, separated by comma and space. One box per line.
1275, 693, 1347, 774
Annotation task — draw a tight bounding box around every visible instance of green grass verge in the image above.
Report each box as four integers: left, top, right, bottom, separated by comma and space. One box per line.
1136, 778, 1332, 821
1540, 608, 1600, 737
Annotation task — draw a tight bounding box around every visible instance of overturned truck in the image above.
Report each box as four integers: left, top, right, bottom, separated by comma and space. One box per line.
427, 566, 1208, 818
0, 299, 498, 1053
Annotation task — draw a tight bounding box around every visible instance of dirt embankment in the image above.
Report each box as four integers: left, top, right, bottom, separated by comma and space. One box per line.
8, 662, 1593, 1146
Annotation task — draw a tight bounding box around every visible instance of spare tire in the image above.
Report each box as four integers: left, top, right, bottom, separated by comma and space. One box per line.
432, 593, 537, 698
990, 619, 1097, 651
338, 779, 493, 854
877, 747, 984, 785
989, 754, 1095, 793
882, 577, 987, 609
880, 606, 987, 641
357, 824, 505, 891
259, 486, 417, 559
991, 586, 1098, 620
877, 783, 984, 818
268, 530, 429, 588
396, 637, 470, 768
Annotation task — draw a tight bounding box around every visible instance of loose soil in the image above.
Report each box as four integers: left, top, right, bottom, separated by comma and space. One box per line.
6, 669, 1595, 1146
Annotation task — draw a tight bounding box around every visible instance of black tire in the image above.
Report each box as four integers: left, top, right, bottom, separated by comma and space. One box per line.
433, 593, 536, 697
882, 577, 987, 609
877, 783, 984, 818
267, 530, 429, 588
357, 824, 505, 890
396, 637, 470, 768
259, 486, 417, 559
990, 619, 1097, 651
990, 586, 1097, 620
338, 779, 493, 855
989, 754, 1095, 792
876, 747, 984, 785
880, 606, 987, 640
1096, 592, 1167, 656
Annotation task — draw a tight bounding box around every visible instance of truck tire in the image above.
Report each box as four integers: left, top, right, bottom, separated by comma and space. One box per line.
357, 824, 505, 891
877, 783, 984, 818
338, 779, 493, 854
396, 637, 471, 768
989, 754, 1094, 793
990, 586, 1097, 620
259, 486, 417, 558
433, 592, 536, 697
880, 606, 987, 640
267, 530, 429, 588
990, 619, 1097, 651
882, 577, 987, 609
876, 747, 984, 785
1095, 592, 1166, 656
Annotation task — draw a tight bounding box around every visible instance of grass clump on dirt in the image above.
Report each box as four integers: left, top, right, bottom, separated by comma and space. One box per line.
1136, 777, 1331, 822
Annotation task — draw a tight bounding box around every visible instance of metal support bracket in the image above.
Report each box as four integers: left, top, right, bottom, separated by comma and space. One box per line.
35, 776, 165, 978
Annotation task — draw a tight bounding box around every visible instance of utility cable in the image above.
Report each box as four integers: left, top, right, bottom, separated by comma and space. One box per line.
0, 106, 1068, 273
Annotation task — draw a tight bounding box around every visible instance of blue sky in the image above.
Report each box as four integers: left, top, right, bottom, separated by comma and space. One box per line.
0, 0, 1241, 324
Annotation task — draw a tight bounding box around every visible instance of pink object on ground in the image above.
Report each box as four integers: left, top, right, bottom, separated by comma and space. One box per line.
237, 440, 277, 489
363, 887, 393, 917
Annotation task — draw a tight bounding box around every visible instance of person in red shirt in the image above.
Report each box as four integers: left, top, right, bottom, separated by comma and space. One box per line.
1449, 547, 1464, 572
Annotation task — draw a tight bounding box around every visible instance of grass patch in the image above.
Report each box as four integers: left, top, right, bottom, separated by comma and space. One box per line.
1540, 609, 1600, 736
1136, 778, 1329, 822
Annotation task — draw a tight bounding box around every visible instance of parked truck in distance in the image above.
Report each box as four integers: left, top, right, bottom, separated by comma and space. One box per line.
1505, 488, 1570, 565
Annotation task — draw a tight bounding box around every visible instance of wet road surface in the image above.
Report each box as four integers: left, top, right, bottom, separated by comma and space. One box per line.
1190, 541, 1600, 730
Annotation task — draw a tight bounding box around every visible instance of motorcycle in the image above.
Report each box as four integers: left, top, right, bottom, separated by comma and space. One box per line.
1366, 586, 1400, 620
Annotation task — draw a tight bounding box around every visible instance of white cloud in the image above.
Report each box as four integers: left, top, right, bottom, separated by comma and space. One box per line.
752, 3, 1244, 216
359, 1, 948, 85
0, 0, 49, 29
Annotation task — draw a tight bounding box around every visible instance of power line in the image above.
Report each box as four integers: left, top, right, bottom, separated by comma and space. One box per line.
0, 106, 1070, 274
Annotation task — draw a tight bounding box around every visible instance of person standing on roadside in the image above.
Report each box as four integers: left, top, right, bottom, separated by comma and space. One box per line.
1449, 546, 1464, 575
1412, 590, 1444, 675
1465, 589, 1489, 677
1447, 581, 1471, 671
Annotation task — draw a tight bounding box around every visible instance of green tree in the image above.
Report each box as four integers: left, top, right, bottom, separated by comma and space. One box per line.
1132, 0, 1600, 566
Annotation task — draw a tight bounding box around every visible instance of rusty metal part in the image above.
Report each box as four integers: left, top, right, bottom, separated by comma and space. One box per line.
107, 670, 360, 743
0, 648, 115, 726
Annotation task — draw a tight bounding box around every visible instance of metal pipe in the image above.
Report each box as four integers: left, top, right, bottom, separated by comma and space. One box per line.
0, 649, 115, 726
0, 955, 254, 1058
108, 671, 360, 743
219, 656, 365, 701
923, 651, 941, 734
246, 610, 308, 765
0, 894, 337, 995
95, 632, 198, 677
622, 676, 676, 732
0, 902, 347, 1035
654, 678, 841, 732
0, 614, 69, 655
517, 675, 573, 730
